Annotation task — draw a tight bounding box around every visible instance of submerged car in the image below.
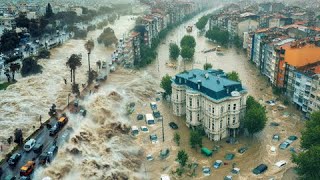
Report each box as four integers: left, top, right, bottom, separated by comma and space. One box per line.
279, 141, 290, 150
252, 164, 268, 175
213, 160, 223, 169
238, 147, 248, 154
150, 134, 158, 144
202, 166, 211, 176
140, 126, 149, 133
275, 160, 287, 168
169, 122, 178, 129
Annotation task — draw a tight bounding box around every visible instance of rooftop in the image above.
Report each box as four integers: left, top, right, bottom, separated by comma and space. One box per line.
173, 69, 246, 101
280, 43, 320, 67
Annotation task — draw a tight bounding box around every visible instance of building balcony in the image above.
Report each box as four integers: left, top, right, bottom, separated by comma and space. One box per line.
172, 99, 185, 104
187, 106, 200, 111
228, 122, 240, 129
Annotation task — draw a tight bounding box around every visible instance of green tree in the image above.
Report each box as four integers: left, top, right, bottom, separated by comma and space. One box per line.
176, 150, 189, 167
38, 49, 51, 59
203, 63, 212, 70
21, 57, 42, 77
205, 27, 229, 46
174, 132, 181, 146
292, 146, 320, 179
9, 63, 20, 81
97, 27, 118, 47
0, 29, 19, 52
160, 74, 172, 96
190, 130, 202, 149
45, 3, 54, 18
292, 111, 320, 179
226, 71, 240, 82
180, 46, 195, 60
301, 111, 320, 149
15, 14, 30, 28
233, 35, 242, 49
243, 96, 267, 136
195, 15, 209, 30
66, 54, 82, 85
180, 35, 196, 49
169, 43, 180, 60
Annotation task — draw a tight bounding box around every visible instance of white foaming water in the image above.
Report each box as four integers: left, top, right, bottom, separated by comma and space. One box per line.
0, 16, 136, 160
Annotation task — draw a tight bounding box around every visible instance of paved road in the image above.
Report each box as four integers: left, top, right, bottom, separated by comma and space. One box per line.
0, 115, 73, 179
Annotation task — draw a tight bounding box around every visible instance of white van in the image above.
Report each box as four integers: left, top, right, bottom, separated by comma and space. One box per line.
24, 139, 36, 152
160, 174, 170, 180
131, 126, 139, 136
145, 114, 155, 125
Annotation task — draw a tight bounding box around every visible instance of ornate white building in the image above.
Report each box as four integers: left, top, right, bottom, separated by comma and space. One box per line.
171, 69, 247, 141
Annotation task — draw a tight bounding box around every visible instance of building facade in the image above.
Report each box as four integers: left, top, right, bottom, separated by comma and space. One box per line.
171, 69, 247, 141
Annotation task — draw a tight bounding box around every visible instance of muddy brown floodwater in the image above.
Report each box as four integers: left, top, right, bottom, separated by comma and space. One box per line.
1, 9, 304, 180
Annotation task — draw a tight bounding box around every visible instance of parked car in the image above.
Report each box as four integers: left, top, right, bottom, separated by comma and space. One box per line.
275, 160, 287, 168
213, 160, 223, 169
279, 141, 290, 150
24, 139, 36, 152
47, 144, 58, 158
8, 153, 22, 166
160, 174, 170, 180
252, 164, 268, 175
169, 122, 178, 129
33, 142, 44, 154
150, 134, 158, 144
39, 144, 58, 165
224, 176, 232, 180
20, 161, 35, 176
225, 153, 235, 160
202, 166, 211, 176
140, 126, 149, 133
231, 168, 240, 174
49, 123, 60, 136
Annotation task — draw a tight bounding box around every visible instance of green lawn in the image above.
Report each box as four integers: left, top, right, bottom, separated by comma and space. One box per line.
0, 82, 12, 90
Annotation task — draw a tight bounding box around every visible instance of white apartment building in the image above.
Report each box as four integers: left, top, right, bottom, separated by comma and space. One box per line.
171, 69, 247, 141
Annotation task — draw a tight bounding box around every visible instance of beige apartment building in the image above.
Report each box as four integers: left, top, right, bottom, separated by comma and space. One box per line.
171, 69, 247, 141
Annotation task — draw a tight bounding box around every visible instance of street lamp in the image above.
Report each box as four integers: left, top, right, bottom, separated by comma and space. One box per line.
67, 93, 71, 107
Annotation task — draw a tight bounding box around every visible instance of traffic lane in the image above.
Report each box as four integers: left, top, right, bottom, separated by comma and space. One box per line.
0, 118, 60, 178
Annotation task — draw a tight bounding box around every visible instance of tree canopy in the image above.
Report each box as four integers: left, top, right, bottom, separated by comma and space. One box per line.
190, 129, 202, 149
97, 27, 118, 47
180, 35, 196, 49
293, 111, 320, 180
180, 46, 195, 60
195, 15, 209, 30
243, 96, 267, 135
0, 30, 19, 52
160, 74, 172, 95
203, 63, 212, 70
45, 3, 54, 18
169, 43, 180, 60
176, 150, 188, 167
21, 57, 43, 77
205, 27, 229, 46
226, 71, 240, 82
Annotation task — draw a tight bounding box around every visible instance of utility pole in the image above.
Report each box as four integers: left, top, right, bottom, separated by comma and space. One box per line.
161, 115, 164, 142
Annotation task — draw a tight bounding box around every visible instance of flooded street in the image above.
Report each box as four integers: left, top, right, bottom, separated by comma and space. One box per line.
0, 7, 304, 180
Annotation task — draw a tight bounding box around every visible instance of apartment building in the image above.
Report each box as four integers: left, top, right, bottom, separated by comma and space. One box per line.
171, 69, 247, 141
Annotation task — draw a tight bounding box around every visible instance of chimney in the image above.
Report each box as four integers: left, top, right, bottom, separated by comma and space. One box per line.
197, 80, 201, 90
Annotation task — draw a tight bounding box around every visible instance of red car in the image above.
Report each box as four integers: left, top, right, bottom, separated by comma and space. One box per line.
20, 161, 35, 176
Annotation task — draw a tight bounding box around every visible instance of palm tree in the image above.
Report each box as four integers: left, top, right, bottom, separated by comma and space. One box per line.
66, 54, 82, 85
84, 39, 94, 82
9, 63, 20, 81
